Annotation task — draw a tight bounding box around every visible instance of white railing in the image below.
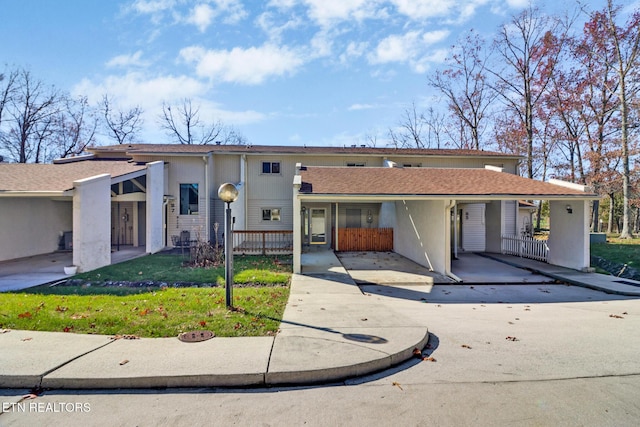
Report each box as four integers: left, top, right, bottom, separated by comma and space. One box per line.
501, 234, 549, 262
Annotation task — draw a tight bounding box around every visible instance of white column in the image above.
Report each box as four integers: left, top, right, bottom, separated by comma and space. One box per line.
73, 174, 111, 272
547, 199, 590, 270
146, 161, 165, 253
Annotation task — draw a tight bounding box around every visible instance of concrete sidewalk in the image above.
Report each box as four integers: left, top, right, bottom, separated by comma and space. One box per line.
0, 251, 429, 389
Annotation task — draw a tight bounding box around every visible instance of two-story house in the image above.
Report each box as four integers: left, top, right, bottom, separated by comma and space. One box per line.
0, 144, 595, 277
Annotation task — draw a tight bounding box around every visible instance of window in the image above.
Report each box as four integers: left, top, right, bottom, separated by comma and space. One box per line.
262, 161, 281, 174
180, 183, 199, 215
262, 208, 281, 221
346, 162, 366, 167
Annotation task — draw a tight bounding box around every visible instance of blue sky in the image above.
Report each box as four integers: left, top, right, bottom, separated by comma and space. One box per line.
2, 0, 590, 147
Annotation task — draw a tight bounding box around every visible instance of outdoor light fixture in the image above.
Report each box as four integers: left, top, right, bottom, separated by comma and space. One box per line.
566, 205, 573, 214
218, 182, 239, 309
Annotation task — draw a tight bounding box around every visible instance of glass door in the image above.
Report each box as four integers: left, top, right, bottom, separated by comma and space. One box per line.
310, 208, 326, 244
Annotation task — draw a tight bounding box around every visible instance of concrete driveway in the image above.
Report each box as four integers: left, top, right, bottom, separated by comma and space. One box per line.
0, 247, 146, 292
0, 252, 72, 292
335, 251, 555, 285
336, 251, 452, 285
452, 252, 555, 283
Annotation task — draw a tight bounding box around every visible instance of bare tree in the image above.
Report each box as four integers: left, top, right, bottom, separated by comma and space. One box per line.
583, 0, 640, 238
388, 101, 428, 148
423, 106, 447, 149
490, 6, 569, 179
100, 94, 143, 145
0, 67, 18, 128
52, 95, 98, 159
0, 68, 60, 163
159, 98, 245, 145
429, 30, 498, 150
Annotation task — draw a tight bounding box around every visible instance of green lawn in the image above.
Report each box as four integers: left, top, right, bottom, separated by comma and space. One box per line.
0, 254, 291, 338
72, 253, 291, 287
591, 235, 640, 269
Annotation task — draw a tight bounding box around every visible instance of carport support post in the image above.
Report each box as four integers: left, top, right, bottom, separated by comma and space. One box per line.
73, 174, 111, 273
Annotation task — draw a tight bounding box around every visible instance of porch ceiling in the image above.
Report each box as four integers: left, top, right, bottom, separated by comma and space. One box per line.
298, 166, 597, 201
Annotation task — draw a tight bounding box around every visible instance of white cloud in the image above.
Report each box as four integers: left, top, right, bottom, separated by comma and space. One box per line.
105, 51, 149, 68
390, 0, 453, 19
256, 11, 303, 42
180, 44, 306, 84
348, 103, 378, 111
130, 0, 176, 14
339, 41, 368, 64
421, 30, 450, 45
303, 0, 384, 27
369, 31, 422, 64
187, 4, 215, 32
368, 29, 449, 72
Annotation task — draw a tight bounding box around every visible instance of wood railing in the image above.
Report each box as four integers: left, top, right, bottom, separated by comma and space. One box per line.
232, 230, 293, 255
501, 234, 549, 262
335, 227, 393, 252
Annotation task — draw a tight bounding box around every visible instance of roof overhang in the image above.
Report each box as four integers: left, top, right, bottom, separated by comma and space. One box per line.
296, 166, 598, 202
297, 194, 597, 202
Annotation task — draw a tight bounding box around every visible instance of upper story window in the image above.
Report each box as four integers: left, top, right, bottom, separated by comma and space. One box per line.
262, 161, 281, 174
346, 162, 366, 167
262, 208, 281, 221
179, 183, 199, 215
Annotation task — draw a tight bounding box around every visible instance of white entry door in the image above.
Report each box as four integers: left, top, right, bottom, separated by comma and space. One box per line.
310, 208, 326, 244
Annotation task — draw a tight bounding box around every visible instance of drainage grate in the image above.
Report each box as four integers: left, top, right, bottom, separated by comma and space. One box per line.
613, 280, 640, 288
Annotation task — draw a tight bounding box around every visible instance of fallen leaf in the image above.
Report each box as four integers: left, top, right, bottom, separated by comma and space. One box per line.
505, 336, 519, 341
461, 344, 472, 349
361, 318, 368, 321
18, 311, 32, 319
609, 314, 624, 319
392, 381, 404, 391
21, 337, 32, 341
119, 359, 129, 365
0, 329, 10, 334
412, 348, 422, 358
423, 357, 436, 362
22, 393, 38, 400
63, 326, 73, 333
55, 306, 68, 312
199, 320, 207, 327
623, 312, 629, 315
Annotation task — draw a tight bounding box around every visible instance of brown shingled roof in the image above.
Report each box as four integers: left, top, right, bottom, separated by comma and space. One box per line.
90, 143, 519, 158
299, 167, 594, 198
0, 160, 147, 193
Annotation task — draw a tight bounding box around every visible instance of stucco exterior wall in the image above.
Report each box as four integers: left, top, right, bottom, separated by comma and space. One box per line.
0, 198, 72, 261
547, 200, 590, 270
394, 199, 447, 274
73, 174, 111, 272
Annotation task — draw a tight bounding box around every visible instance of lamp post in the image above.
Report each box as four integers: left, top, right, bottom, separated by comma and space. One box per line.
218, 182, 238, 309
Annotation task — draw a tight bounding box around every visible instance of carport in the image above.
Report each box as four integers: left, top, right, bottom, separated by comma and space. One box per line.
292, 164, 597, 279
0, 159, 164, 274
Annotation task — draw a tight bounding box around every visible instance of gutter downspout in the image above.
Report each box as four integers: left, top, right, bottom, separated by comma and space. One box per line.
203, 154, 211, 241
241, 154, 247, 229
445, 199, 463, 283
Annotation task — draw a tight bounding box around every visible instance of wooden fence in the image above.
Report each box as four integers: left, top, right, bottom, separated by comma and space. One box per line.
501, 234, 549, 262
232, 230, 293, 255
335, 228, 394, 252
